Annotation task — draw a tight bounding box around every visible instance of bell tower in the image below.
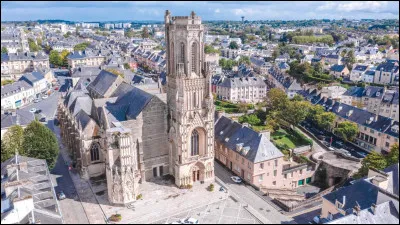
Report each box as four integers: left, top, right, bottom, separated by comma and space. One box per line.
165, 10, 215, 187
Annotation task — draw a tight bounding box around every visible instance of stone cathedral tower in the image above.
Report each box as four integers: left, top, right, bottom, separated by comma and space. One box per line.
165, 10, 215, 187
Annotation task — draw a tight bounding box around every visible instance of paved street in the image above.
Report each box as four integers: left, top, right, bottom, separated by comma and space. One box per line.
214, 162, 294, 224
51, 154, 90, 224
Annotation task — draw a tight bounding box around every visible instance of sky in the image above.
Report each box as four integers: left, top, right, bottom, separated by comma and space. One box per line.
1, 1, 399, 22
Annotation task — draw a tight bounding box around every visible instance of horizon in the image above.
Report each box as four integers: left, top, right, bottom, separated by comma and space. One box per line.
1, 1, 399, 22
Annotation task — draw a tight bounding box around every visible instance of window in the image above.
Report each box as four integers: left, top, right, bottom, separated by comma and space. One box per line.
191, 129, 199, 156
248, 162, 251, 169
90, 143, 100, 162
284, 174, 287, 179
193, 92, 196, 108
259, 174, 263, 182
300, 169, 303, 175
260, 163, 264, 169
275, 159, 278, 167
241, 158, 244, 165
386, 142, 390, 148
370, 129, 374, 134
236, 153, 239, 161
273, 181, 276, 186
247, 173, 251, 180
387, 136, 391, 140
180, 42, 185, 63
191, 42, 197, 73
274, 170, 277, 177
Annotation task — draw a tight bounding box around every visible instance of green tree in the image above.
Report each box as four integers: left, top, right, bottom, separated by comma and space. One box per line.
386, 143, 399, 166
1, 47, 8, 54
282, 100, 312, 125
125, 28, 134, 38
346, 50, 356, 69
23, 121, 59, 168
316, 112, 336, 131
229, 41, 239, 49
37, 38, 42, 46
73, 42, 90, 51
239, 114, 261, 126
49, 50, 61, 67
2, 125, 24, 162
60, 50, 70, 67
291, 95, 304, 101
334, 121, 358, 141
354, 151, 388, 179
204, 44, 220, 54
123, 63, 131, 70
238, 56, 251, 65
63, 31, 72, 38
142, 27, 150, 39
266, 88, 288, 111
28, 38, 41, 52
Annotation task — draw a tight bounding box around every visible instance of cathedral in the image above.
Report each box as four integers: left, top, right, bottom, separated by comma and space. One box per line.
57, 11, 215, 205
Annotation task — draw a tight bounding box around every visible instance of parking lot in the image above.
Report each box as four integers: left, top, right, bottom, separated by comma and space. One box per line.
150, 196, 261, 224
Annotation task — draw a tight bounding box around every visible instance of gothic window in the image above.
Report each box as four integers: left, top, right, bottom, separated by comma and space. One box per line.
191, 42, 197, 73
180, 42, 185, 63
90, 143, 100, 162
191, 129, 199, 156
193, 92, 196, 108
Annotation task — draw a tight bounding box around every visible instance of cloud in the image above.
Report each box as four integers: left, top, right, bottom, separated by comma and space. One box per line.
1, 1, 399, 21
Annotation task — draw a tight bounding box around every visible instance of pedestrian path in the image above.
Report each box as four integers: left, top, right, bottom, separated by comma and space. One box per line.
54, 125, 108, 224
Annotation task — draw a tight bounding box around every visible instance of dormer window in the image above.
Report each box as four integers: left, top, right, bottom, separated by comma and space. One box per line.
376, 92, 380, 97
392, 125, 399, 133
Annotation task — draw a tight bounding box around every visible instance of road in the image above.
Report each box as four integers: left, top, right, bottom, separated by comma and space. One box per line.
215, 162, 294, 224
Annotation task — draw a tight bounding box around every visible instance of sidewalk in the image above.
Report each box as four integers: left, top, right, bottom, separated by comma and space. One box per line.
54, 125, 108, 224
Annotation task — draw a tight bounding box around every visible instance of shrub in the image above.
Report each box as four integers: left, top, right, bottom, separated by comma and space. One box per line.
187, 184, 193, 189
136, 194, 142, 200
109, 214, 122, 222
209, 183, 214, 191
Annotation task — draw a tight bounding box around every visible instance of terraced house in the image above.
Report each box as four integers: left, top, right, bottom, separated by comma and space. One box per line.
1, 52, 49, 80
67, 50, 106, 69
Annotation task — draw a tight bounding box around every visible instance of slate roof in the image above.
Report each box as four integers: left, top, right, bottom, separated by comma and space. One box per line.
86, 70, 119, 97
103, 82, 154, 122
214, 116, 283, 163
326, 201, 399, 224
19, 71, 45, 85
376, 60, 399, 73
383, 163, 399, 197
1, 52, 48, 62
71, 66, 102, 77
1, 80, 33, 98
1, 110, 35, 129
323, 179, 380, 213
330, 64, 346, 72
353, 65, 369, 72
216, 76, 266, 88
329, 102, 395, 136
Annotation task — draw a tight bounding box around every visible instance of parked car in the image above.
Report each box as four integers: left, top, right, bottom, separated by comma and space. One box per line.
57, 191, 66, 200
54, 86, 59, 90
29, 108, 37, 113
39, 117, 46, 122
34, 98, 40, 103
335, 141, 344, 148
180, 218, 199, 224
317, 135, 325, 140
231, 176, 242, 184
42, 94, 48, 99
337, 148, 352, 157
35, 109, 42, 114
328, 147, 335, 151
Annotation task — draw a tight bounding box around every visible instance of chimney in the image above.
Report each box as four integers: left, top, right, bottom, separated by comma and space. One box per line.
242, 123, 249, 127
338, 105, 343, 112
353, 205, 361, 216
346, 110, 353, 117
371, 203, 377, 215
374, 114, 379, 122
342, 196, 346, 208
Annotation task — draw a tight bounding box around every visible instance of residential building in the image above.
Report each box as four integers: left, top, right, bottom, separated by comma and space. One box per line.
374, 60, 399, 85
324, 54, 341, 65
1, 52, 49, 80
328, 102, 399, 154
214, 114, 315, 190
320, 164, 399, 224
1, 156, 63, 224
1, 110, 35, 138
329, 64, 350, 78
221, 48, 239, 59
266, 67, 302, 99
67, 50, 106, 69
350, 64, 369, 82
215, 76, 267, 103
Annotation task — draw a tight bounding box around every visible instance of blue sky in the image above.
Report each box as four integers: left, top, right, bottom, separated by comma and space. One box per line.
1, 1, 399, 22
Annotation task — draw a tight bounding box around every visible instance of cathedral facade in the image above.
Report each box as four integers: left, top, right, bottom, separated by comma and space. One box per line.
57, 11, 214, 205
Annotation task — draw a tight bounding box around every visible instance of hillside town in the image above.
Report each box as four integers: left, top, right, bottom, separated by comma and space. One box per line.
1, 2, 399, 225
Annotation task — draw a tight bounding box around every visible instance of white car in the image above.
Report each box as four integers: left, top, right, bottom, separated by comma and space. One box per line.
34, 98, 40, 103
29, 108, 37, 113
180, 218, 199, 224
42, 94, 48, 99
328, 147, 335, 151
231, 176, 242, 183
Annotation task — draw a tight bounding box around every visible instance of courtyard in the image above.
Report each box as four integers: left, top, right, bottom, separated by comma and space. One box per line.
88, 175, 241, 224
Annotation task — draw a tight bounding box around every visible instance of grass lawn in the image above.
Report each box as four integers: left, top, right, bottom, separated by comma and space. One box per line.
271, 128, 308, 149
